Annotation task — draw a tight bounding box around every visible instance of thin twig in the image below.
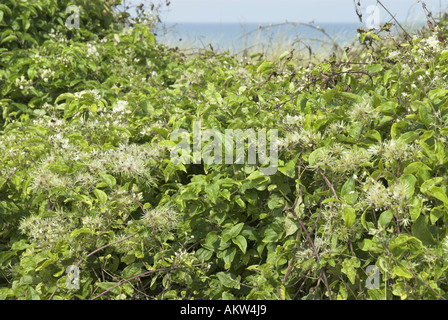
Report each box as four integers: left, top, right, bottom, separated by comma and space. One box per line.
76, 232, 138, 268
297, 219, 332, 300
376, 0, 412, 43
48, 285, 59, 300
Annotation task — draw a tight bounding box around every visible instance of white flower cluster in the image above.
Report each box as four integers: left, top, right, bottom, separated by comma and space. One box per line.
348, 100, 378, 124
34, 116, 66, 133
141, 206, 180, 232
19, 210, 74, 249
0, 134, 20, 160
296, 248, 314, 264
32, 50, 69, 79
112, 100, 131, 115
110, 54, 140, 81
177, 68, 205, 86
15, 76, 34, 93
309, 145, 372, 175
140, 120, 165, 136
278, 129, 322, 150
389, 50, 401, 59
282, 114, 304, 128
88, 143, 157, 180
401, 63, 412, 76
363, 178, 413, 213
110, 188, 143, 212
40, 67, 55, 83
368, 139, 421, 162
363, 179, 390, 210
48, 28, 68, 43
113, 34, 120, 45
422, 33, 443, 51
325, 121, 347, 136
82, 215, 107, 231
172, 248, 197, 265
48, 133, 70, 151
74, 89, 101, 100
86, 43, 100, 59
31, 167, 69, 191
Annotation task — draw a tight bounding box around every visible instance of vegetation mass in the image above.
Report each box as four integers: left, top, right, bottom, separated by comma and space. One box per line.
1, 0, 448, 300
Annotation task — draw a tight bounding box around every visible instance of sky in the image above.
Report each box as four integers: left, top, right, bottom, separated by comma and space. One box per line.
123, 0, 448, 24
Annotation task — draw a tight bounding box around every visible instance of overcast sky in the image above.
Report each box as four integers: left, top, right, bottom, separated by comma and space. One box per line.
123, 0, 448, 23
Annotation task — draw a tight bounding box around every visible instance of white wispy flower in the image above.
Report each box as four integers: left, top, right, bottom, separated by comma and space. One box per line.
424, 34, 441, 51
112, 100, 131, 114
86, 43, 100, 58
141, 207, 180, 232
364, 180, 390, 209
348, 99, 378, 123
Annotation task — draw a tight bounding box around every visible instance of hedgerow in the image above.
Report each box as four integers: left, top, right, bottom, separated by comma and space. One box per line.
1, 0, 448, 300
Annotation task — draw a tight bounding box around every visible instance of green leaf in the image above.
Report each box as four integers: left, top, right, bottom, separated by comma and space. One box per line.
221, 223, 244, 244
204, 233, 219, 251
222, 247, 237, 267
394, 263, 413, 279
25, 287, 40, 300
361, 208, 374, 231
1, 35, 17, 44
410, 196, 423, 221
430, 206, 445, 224
220, 189, 231, 201
205, 182, 219, 204
262, 228, 281, 243
256, 61, 274, 75
411, 216, 436, 245
342, 207, 356, 227
279, 284, 286, 300
342, 257, 360, 284
397, 131, 419, 144
403, 162, 432, 175
11, 239, 29, 251
95, 282, 120, 295
216, 272, 237, 288
308, 148, 325, 166
284, 217, 298, 236
338, 92, 363, 103
418, 102, 435, 128
232, 235, 247, 254
278, 160, 296, 178
388, 234, 423, 258
367, 64, 383, 73
71, 228, 93, 237
99, 173, 116, 188
365, 130, 382, 143
420, 177, 444, 194
321, 198, 341, 204
196, 248, 213, 261
55, 93, 75, 104
341, 177, 357, 204
378, 210, 393, 228
428, 88, 448, 102
426, 186, 448, 205
235, 196, 246, 208
279, 50, 291, 61
93, 189, 108, 204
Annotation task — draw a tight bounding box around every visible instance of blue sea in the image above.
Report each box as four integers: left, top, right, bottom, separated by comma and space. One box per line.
154, 21, 424, 54
155, 22, 361, 53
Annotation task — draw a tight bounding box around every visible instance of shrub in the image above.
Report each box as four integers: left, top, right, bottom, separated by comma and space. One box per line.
1, 0, 448, 300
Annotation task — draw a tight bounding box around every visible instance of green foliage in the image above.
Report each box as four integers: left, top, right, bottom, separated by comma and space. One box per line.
0, 0, 122, 50
1, 0, 448, 300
